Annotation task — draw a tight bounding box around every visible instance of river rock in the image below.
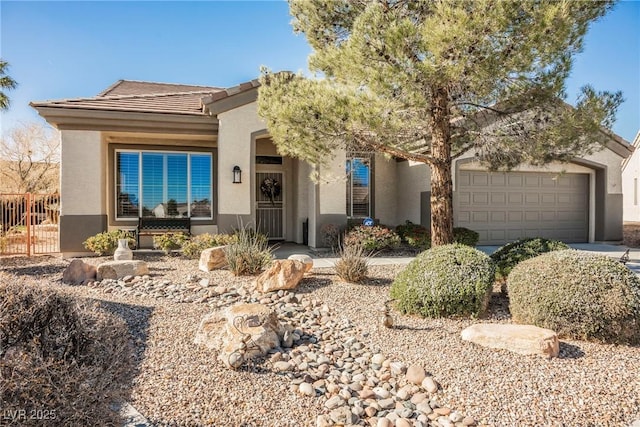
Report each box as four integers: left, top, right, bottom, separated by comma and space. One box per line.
461, 323, 560, 358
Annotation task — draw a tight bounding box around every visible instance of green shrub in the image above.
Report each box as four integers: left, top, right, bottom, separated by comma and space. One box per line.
453, 227, 479, 246
181, 233, 237, 259
344, 225, 401, 251
490, 237, 570, 280
334, 243, 369, 283
396, 221, 431, 249
152, 232, 189, 254
390, 244, 495, 318
83, 230, 135, 256
508, 250, 640, 344
224, 227, 273, 276
0, 282, 133, 425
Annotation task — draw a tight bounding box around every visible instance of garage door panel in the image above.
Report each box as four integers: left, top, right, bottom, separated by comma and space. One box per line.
456, 171, 588, 245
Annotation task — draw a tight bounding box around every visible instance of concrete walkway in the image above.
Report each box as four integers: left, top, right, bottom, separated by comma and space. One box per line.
273, 242, 640, 273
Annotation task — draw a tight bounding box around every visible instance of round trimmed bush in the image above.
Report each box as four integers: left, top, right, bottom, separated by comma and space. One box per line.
490, 237, 570, 280
0, 281, 133, 424
390, 244, 495, 318
508, 250, 640, 344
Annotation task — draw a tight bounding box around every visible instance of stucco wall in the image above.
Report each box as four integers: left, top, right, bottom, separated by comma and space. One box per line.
396, 160, 431, 225
60, 130, 105, 215
217, 102, 266, 215
374, 154, 397, 225
622, 134, 640, 222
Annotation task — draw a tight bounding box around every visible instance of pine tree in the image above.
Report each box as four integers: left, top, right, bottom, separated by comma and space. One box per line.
258, 0, 622, 245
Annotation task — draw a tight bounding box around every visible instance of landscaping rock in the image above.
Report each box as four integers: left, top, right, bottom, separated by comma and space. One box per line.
254, 259, 306, 293
193, 311, 225, 350
62, 259, 97, 285
96, 260, 148, 280
199, 246, 228, 272
461, 323, 560, 358
218, 303, 290, 369
406, 364, 426, 385
287, 254, 313, 272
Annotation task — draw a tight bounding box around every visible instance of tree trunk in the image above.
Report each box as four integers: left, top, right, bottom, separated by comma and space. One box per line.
429, 86, 454, 246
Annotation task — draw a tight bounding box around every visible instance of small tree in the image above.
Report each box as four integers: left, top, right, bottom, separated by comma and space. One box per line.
0, 122, 60, 193
258, 0, 622, 245
0, 59, 17, 111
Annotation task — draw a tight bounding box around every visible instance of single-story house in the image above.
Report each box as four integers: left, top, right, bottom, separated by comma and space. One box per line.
621, 131, 640, 222
31, 79, 633, 256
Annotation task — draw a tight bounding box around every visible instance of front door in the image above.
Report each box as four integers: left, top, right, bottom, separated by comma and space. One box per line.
256, 171, 284, 240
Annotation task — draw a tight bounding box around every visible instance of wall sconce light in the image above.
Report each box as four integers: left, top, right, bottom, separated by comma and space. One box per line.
233, 166, 242, 184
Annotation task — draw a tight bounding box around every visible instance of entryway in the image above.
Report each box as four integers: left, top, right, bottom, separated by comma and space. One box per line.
256, 171, 285, 240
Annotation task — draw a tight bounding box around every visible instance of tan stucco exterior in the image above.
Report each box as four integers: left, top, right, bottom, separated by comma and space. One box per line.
622, 132, 640, 221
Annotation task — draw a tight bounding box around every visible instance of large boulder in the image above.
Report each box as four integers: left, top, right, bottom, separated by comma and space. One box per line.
461, 324, 560, 358
96, 260, 149, 280
199, 246, 228, 272
254, 259, 306, 293
287, 254, 313, 273
195, 303, 292, 369
62, 259, 97, 285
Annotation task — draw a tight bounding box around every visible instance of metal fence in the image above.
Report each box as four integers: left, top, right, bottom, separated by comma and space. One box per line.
0, 193, 60, 256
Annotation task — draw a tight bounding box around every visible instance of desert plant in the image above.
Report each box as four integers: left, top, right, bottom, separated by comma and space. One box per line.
508, 250, 640, 344
334, 242, 369, 283
224, 227, 274, 275
83, 230, 135, 256
490, 237, 570, 280
390, 244, 495, 318
181, 233, 237, 259
0, 281, 133, 425
344, 225, 401, 251
396, 221, 431, 249
453, 227, 480, 246
152, 232, 189, 254
320, 223, 340, 249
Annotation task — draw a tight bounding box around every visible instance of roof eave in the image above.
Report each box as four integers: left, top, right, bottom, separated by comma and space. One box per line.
31, 105, 218, 136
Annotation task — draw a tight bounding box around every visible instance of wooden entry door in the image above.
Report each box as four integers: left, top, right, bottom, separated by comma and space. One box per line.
256, 171, 284, 240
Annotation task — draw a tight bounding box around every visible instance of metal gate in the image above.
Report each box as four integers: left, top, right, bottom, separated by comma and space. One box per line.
0, 193, 60, 255
256, 172, 284, 240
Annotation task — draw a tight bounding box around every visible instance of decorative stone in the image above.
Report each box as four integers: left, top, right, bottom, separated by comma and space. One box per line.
299, 382, 315, 396
406, 364, 426, 385
199, 246, 228, 271
396, 418, 412, 427
330, 406, 358, 424
254, 259, 306, 293
113, 238, 133, 261
325, 395, 345, 409
376, 418, 393, 427
62, 259, 97, 285
96, 260, 148, 280
287, 254, 313, 272
461, 324, 560, 358
422, 377, 439, 393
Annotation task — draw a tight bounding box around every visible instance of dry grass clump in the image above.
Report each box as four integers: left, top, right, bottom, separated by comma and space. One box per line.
509, 250, 640, 344
0, 282, 133, 425
334, 243, 369, 283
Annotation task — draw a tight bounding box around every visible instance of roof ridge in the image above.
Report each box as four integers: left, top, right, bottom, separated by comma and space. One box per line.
99, 79, 222, 96
37, 90, 216, 105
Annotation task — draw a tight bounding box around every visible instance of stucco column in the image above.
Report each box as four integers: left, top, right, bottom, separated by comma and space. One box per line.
59, 130, 106, 254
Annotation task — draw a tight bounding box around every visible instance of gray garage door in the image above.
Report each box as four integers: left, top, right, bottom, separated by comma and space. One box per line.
456, 171, 589, 245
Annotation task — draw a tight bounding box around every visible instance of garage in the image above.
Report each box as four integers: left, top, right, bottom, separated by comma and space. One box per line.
455, 170, 589, 245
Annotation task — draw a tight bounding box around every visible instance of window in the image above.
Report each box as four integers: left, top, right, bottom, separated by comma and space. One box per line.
116, 150, 213, 220
346, 155, 372, 217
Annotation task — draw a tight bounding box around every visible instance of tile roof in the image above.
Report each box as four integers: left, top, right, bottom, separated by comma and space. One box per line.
98, 80, 221, 96
207, 79, 260, 102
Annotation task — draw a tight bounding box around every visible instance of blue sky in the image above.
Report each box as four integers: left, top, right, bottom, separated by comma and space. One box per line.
1, 1, 638, 142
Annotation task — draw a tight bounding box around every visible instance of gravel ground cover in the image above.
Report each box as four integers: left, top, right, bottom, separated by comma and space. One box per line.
1, 253, 639, 426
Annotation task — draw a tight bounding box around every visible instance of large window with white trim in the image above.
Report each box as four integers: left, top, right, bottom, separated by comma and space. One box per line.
346, 155, 372, 218
116, 150, 213, 220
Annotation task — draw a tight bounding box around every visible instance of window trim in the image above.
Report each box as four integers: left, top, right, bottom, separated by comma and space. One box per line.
346, 154, 374, 218
114, 148, 213, 221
